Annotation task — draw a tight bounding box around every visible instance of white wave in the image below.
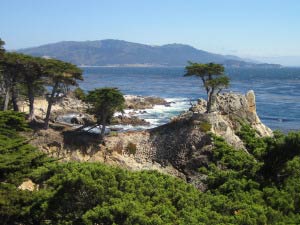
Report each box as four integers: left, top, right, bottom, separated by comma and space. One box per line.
132, 97, 193, 128
109, 124, 154, 131
58, 97, 193, 132
114, 109, 136, 117
82, 125, 111, 134
144, 118, 161, 125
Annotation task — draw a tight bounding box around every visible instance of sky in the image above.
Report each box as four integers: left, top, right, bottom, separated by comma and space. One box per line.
1, 0, 300, 65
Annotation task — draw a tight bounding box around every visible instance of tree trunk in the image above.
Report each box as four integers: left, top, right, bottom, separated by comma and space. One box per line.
201, 77, 209, 95
11, 85, 19, 111
100, 117, 107, 142
3, 87, 10, 110
44, 82, 58, 129
206, 87, 215, 113
206, 92, 213, 113
27, 84, 36, 121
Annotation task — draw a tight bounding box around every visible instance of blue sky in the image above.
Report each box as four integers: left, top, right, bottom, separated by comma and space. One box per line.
1, 0, 300, 61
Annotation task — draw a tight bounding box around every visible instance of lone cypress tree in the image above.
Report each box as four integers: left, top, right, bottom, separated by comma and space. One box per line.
185, 62, 229, 112
85, 88, 125, 141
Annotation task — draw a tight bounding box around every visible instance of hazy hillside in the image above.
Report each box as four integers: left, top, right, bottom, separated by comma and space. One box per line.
18, 39, 281, 68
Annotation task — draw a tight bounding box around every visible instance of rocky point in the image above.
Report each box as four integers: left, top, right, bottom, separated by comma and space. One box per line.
27, 90, 272, 190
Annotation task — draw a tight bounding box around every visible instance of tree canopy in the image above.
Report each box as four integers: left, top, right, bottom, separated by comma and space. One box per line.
0, 48, 83, 127
39, 58, 83, 129
0, 43, 83, 128
185, 62, 229, 112
1, 53, 45, 119
85, 87, 125, 140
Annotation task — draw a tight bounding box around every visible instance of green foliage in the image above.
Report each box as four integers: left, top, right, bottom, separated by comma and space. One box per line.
1, 111, 300, 224
260, 131, 300, 183
42, 58, 83, 128
85, 88, 125, 119
0, 51, 82, 123
185, 62, 230, 112
237, 123, 267, 158
199, 131, 300, 224
1, 53, 48, 119
0, 112, 206, 224
0, 111, 28, 133
205, 75, 230, 91
42, 58, 83, 85
126, 142, 137, 155
74, 87, 86, 100
0, 111, 48, 185
85, 88, 125, 138
206, 135, 261, 188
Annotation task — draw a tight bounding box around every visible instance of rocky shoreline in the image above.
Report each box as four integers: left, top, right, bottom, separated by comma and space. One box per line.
26, 90, 273, 190
19, 93, 170, 128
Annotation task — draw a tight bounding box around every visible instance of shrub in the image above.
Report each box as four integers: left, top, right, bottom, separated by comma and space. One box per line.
73, 87, 86, 100
126, 142, 137, 155
112, 140, 123, 154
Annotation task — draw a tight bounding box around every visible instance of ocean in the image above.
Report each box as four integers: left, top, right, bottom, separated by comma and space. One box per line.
78, 67, 300, 132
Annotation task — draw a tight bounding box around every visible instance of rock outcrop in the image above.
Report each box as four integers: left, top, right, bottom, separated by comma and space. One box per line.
112, 115, 150, 126
125, 95, 169, 109
19, 93, 167, 127
100, 90, 272, 188
215, 90, 272, 137
28, 90, 272, 190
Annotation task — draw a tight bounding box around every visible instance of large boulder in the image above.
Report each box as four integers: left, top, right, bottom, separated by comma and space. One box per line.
112, 115, 150, 126
215, 90, 272, 137
125, 95, 168, 109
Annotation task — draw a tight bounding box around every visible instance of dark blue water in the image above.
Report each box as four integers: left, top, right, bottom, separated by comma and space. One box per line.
78, 67, 300, 132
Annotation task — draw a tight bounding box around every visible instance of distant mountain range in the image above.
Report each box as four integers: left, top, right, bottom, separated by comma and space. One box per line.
17, 39, 281, 68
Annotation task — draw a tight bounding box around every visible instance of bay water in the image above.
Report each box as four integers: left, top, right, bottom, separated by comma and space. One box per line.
78, 67, 300, 132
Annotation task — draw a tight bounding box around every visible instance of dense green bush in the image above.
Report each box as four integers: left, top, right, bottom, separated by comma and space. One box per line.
1, 111, 300, 224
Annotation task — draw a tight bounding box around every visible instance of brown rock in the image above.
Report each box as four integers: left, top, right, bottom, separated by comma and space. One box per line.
112, 115, 150, 126
246, 90, 256, 113
125, 95, 168, 110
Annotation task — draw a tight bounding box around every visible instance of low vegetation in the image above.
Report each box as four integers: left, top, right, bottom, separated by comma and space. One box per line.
1, 111, 300, 224
73, 87, 86, 100
126, 142, 137, 155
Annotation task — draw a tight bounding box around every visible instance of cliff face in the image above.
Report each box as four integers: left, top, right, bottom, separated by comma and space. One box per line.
101, 90, 272, 188
29, 90, 272, 189
187, 90, 272, 149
